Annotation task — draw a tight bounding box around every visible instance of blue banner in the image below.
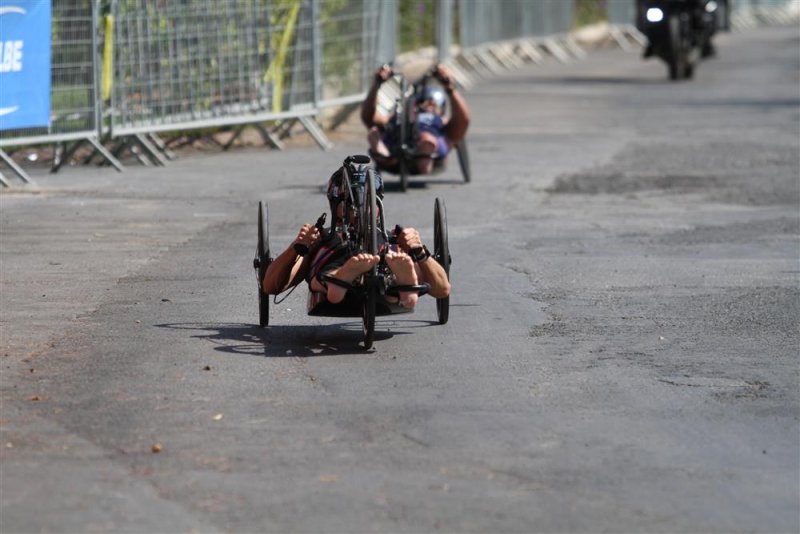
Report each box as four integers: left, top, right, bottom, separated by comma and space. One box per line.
0, 0, 51, 130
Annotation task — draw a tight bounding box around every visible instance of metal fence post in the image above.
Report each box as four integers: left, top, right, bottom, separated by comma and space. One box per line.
92, 0, 102, 141
311, 0, 321, 108
437, 0, 453, 64
377, 0, 397, 66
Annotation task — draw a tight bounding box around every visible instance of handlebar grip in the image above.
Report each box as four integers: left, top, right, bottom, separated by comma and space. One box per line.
385, 283, 431, 297
388, 225, 404, 245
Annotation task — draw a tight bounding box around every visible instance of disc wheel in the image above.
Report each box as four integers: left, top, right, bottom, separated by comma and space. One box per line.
361, 169, 378, 348
456, 137, 471, 183
256, 201, 271, 327
433, 197, 450, 325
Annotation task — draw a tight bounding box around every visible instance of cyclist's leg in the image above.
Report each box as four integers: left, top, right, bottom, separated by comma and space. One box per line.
368, 126, 391, 157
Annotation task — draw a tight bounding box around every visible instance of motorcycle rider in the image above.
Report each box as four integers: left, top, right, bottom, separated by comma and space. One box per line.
637, 0, 720, 59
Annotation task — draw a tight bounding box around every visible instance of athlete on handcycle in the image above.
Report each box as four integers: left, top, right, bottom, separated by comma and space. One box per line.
261, 166, 451, 311
361, 64, 470, 176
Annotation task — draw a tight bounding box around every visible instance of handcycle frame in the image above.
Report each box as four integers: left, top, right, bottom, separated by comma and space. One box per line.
254, 155, 452, 349
374, 68, 471, 191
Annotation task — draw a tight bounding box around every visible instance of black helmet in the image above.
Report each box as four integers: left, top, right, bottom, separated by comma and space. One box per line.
326, 166, 383, 221
326, 167, 383, 202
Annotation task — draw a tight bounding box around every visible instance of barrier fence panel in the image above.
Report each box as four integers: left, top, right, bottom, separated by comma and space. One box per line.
109, 0, 317, 137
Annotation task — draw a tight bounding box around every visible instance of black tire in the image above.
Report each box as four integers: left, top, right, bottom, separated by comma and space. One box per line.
433, 197, 450, 325
398, 91, 415, 192
399, 157, 409, 192
257, 201, 271, 327
717, 0, 730, 32
668, 14, 687, 81
361, 169, 378, 348
456, 137, 470, 183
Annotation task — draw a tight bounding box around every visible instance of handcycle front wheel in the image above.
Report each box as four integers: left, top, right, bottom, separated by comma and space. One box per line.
255, 201, 271, 327
433, 197, 450, 325
361, 168, 379, 349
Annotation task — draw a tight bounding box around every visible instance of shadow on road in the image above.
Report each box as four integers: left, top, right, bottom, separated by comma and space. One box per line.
156, 319, 438, 357
381, 177, 465, 194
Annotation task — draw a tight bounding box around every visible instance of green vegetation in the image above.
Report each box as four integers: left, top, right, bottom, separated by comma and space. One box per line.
574, 0, 609, 28
399, 0, 437, 52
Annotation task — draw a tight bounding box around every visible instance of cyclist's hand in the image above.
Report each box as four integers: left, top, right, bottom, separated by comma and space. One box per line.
295, 223, 320, 249
374, 64, 394, 85
396, 227, 423, 251
434, 64, 455, 91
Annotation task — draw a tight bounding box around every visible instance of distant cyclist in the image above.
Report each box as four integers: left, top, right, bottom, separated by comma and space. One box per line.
361, 63, 470, 175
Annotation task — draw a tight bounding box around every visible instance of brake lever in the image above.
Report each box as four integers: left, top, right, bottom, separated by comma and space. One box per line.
391, 224, 404, 245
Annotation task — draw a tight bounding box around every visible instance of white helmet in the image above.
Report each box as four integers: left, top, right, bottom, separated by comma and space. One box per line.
419, 86, 447, 109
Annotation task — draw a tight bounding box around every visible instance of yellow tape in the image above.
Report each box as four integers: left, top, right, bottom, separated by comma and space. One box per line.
264, 1, 301, 113
101, 15, 114, 101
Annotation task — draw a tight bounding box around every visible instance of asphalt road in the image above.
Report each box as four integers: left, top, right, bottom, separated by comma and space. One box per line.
1, 26, 798, 533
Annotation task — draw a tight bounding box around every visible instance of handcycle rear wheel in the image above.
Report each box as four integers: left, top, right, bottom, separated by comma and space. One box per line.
255, 201, 271, 327
433, 197, 450, 325
456, 137, 470, 183
361, 168, 379, 349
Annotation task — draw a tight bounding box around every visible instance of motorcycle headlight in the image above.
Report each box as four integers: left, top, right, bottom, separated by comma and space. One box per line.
706, 1, 718, 13
646, 7, 664, 23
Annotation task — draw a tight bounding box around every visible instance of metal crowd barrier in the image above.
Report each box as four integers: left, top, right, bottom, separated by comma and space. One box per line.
106, 0, 388, 159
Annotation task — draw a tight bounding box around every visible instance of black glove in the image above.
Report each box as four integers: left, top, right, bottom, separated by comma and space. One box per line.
294, 213, 327, 256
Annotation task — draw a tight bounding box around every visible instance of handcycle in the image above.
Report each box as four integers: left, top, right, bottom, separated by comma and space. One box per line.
372, 67, 471, 192
253, 154, 452, 349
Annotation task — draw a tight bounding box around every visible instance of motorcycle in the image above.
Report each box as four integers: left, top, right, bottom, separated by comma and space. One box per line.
636, 0, 722, 80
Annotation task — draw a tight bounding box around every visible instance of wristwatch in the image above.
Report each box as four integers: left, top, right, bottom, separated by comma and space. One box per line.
409, 245, 431, 263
